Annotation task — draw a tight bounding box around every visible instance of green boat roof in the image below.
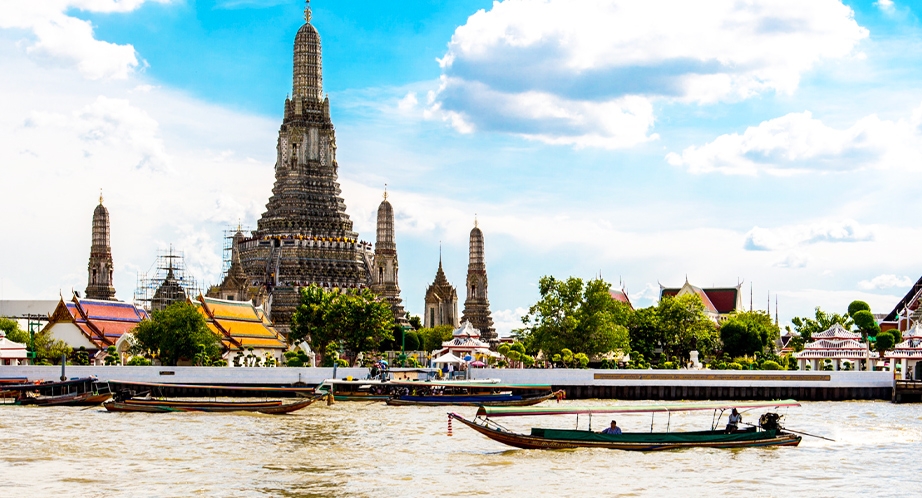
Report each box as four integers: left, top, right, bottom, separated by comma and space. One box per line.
475, 399, 801, 418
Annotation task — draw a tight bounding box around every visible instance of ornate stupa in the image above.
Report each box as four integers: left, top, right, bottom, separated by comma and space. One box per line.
461, 219, 496, 343
424, 254, 459, 329
85, 192, 116, 301
370, 189, 408, 325
237, 1, 373, 334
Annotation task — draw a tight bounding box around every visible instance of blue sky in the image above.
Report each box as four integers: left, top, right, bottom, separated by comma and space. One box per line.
2, 0, 922, 334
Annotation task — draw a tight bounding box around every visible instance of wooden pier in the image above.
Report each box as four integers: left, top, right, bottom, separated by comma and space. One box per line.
893, 380, 922, 403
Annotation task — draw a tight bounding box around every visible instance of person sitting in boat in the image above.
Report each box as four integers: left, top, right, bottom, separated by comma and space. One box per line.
601, 420, 622, 435
726, 408, 742, 433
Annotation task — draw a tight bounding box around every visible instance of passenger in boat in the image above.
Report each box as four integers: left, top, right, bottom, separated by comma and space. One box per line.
726, 408, 742, 432
601, 420, 622, 435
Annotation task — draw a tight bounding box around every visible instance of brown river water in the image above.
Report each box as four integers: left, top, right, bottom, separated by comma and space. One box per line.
0, 399, 919, 497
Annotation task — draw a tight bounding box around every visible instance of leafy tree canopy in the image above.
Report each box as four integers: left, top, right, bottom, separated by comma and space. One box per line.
851, 310, 880, 336
291, 285, 395, 359
417, 325, 454, 351
130, 301, 221, 366
655, 294, 720, 361
518, 276, 631, 359
791, 307, 853, 346
720, 311, 777, 357
32, 330, 72, 364
875, 329, 899, 354
407, 315, 422, 331
0, 317, 30, 344
847, 300, 871, 317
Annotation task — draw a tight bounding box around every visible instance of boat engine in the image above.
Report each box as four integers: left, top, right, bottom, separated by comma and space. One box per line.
759, 412, 782, 431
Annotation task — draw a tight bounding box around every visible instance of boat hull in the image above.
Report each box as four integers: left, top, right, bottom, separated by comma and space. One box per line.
18, 392, 112, 406
449, 414, 802, 451
386, 391, 562, 407
103, 396, 323, 414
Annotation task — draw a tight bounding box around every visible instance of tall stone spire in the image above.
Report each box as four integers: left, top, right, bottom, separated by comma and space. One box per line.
238, 4, 373, 334
461, 219, 495, 342
424, 257, 459, 329
85, 192, 116, 300
371, 188, 408, 325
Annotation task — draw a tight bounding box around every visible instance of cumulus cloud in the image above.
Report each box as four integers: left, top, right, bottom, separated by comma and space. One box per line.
430, 0, 867, 148
0, 0, 170, 80
28, 96, 169, 170
876, 0, 895, 13
858, 274, 913, 290
666, 110, 922, 175
774, 253, 810, 269
492, 307, 528, 337
744, 220, 874, 251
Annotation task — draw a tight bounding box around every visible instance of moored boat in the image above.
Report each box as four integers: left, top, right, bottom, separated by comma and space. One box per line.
103, 396, 323, 414
4, 377, 112, 406
318, 378, 502, 402
450, 400, 804, 451
386, 384, 564, 407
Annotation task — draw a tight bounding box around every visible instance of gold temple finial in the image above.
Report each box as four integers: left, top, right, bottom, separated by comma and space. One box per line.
383, 183, 388, 201
304, 0, 312, 22
99, 188, 104, 205
237, 218, 242, 232
474, 214, 478, 228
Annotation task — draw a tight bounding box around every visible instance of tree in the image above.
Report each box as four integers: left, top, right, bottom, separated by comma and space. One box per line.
720, 311, 779, 358
418, 325, 453, 351
851, 310, 880, 337
0, 317, 30, 344
875, 329, 899, 357
407, 315, 422, 331
131, 301, 221, 366
31, 330, 71, 364
655, 294, 720, 361
71, 346, 90, 365
627, 307, 661, 361
847, 300, 871, 317
790, 307, 853, 350
291, 285, 395, 361
519, 276, 631, 359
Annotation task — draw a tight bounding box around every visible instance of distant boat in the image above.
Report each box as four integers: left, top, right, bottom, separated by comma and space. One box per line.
318, 378, 502, 402
103, 380, 325, 414
4, 377, 112, 406
386, 383, 564, 407
450, 400, 804, 451
103, 396, 322, 414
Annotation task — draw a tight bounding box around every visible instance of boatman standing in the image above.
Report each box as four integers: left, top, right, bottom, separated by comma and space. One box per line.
601, 420, 622, 435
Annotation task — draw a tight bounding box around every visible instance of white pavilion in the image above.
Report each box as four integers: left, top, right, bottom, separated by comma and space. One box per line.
0, 331, 28, 366
431, 320, 498, 363
886, 324, 922, 380
794, 323, 877, 371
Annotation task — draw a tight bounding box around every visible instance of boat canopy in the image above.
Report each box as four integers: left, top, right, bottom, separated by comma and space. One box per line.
475, 399, 801, 418
320, 378, 549, 390
107, 380, 315, 393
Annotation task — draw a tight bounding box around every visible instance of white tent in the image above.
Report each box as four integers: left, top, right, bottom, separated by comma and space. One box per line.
431, 352, 463, 364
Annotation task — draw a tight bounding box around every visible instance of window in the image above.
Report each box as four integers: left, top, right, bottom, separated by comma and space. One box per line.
92, 269, 97, 284
429, 308, 435, 327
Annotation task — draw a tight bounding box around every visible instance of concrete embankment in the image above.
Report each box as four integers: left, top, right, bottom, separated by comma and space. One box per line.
0, 366, 895, 400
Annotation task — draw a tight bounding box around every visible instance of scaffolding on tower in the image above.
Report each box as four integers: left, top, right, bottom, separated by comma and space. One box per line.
133, 246, 203, 312
222, 225, 253, 277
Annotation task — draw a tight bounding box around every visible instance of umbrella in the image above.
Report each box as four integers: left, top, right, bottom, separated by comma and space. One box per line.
431, 352, 463, 364
470, 360, 486, 367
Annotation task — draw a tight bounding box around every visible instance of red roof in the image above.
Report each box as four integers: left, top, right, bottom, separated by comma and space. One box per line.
661, 285, 740, 314
80, 300, 146, 322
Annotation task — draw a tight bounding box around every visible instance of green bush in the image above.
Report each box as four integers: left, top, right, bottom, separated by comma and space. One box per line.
761, 360, 781, 370
663, 361, 674, 369
126, 356, 151, 366
728, 362, 742, 370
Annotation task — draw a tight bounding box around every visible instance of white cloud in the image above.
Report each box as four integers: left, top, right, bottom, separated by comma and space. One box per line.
876, 0, 895, 14
858, 274, 913, 290
0, 0, 171, 80
398, 91, 418, 112
492, 307, 528, 337
744, 220, 874, 251
667, 109, 922, 175
774, 253, 810, 269
431, 0, 867, 148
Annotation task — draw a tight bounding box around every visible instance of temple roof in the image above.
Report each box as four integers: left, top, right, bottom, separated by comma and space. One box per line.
193, 295, 286, 351
811, 323, 861, 340
425, 260, 457, 301
44, 294, 147, 349
660, 281, 741, 315
609, 289, 633, 310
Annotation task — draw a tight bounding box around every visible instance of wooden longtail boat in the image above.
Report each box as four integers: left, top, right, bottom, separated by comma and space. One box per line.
4, 378, 112, 406
450, 400, 803, 451
386, 386, 565, 407
318, 378, 501, 402
103, 395, 323, 414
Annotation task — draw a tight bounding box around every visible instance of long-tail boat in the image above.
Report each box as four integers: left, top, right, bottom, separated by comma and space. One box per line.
4, 377, 112, 406
103, 380, 324, 414
318, 378, 501, 402
385, 381, 564, 407
449, 400, 804, 451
